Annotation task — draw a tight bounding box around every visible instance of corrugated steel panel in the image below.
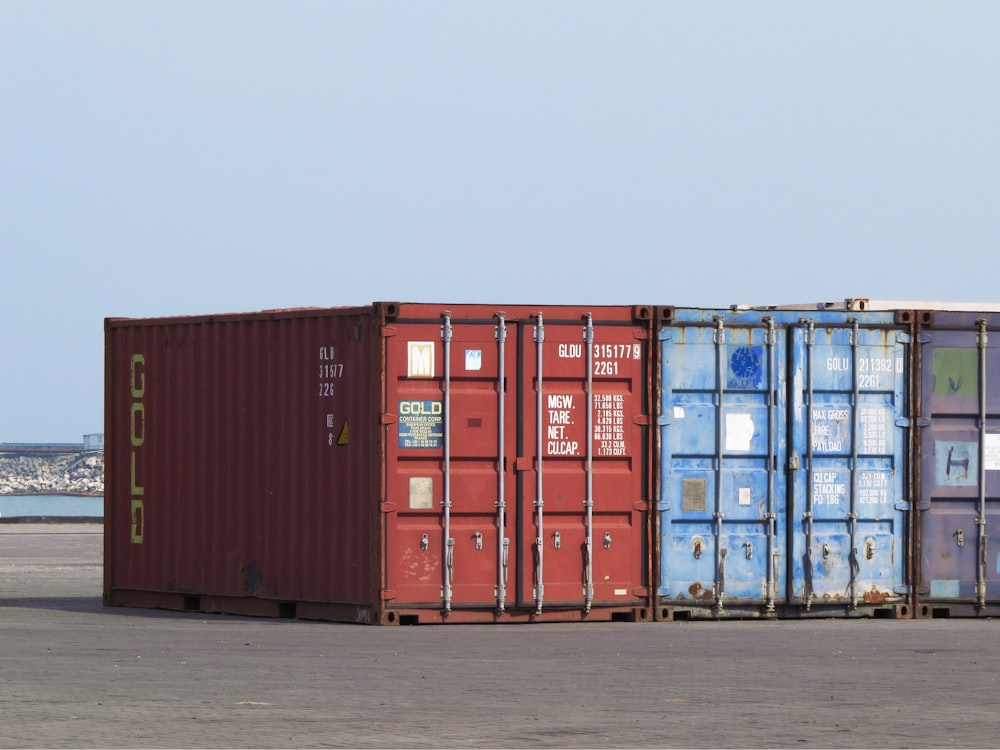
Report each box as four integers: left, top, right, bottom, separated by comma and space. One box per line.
105, 303, 653, 624
104, 307, 383, 623
913, 309, 1000, 617
655, 307, 911, 619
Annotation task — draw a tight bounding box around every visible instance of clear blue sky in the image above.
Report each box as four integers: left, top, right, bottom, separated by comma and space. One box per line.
2, 2, 999, 443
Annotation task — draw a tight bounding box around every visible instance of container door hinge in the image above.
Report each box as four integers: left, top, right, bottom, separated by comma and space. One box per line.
894, 584, 912, 595
381, 589, 397, 601
896, 417, 930, 429
381, 413, 398, 425
381, 325, 398, 339
787, 453, 800, 471
380, 502, 397, 514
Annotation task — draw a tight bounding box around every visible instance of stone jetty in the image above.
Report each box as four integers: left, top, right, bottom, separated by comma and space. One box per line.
0, 452, 104, 496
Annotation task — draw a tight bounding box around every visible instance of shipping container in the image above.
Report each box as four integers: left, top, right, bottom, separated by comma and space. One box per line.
104, 303, 654, 624
655, 306, 913, 619
910, 306, 1000, 617
763, 300, 1000, 618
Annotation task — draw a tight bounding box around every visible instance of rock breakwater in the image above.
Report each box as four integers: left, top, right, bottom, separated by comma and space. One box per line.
0, 453, 104, 496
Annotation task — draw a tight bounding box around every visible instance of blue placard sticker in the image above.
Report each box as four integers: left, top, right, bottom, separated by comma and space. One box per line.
728, 346, 763, 390
935, 440, 977, 487
398, 400, 443, 449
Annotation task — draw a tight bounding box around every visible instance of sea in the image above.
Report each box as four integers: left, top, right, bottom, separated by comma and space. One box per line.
0, 495, 103, 520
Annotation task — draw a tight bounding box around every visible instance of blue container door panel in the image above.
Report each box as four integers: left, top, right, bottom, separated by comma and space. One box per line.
789, 323, 907, 609
659, 323, 787, 610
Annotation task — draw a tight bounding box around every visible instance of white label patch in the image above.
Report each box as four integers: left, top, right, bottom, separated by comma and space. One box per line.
409, 477, 434, 509
725, 413, 755, 452
465, 349, 482, 371
986, 433, 1000, 471
739, 487, 752, 506
673, 406, 685, 419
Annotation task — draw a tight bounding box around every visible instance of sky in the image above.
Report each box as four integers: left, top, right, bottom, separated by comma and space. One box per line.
2, 2, 999, 443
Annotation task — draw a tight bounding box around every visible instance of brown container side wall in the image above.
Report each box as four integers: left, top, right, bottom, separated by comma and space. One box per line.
105, 307, 382, 619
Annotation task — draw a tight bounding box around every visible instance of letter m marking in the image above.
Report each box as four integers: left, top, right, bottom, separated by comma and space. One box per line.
408, 342, 435, 378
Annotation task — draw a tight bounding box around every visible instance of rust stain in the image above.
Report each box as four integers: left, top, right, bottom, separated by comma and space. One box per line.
863, 587, 888, 604
689, 582, 714, 600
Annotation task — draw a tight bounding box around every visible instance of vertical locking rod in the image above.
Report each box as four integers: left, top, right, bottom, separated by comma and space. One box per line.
441, 312, 454, 614
713, 316, 726, 615
803, 319, 816, 611
977, 319, 989, 610
495, 312, 508, 614
534, 312, 545, 614
849, 318, 860, 611
765, 318, 777, 613
584, 314, 595, 613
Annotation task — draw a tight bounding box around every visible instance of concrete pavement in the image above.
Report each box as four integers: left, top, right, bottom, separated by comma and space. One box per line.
1, 524, 997, 748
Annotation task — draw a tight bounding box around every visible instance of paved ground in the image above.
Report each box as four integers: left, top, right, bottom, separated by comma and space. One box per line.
1, 523, 998, 749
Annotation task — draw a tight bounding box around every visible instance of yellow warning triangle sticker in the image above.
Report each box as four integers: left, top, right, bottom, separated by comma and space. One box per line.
337, 420, 350, 446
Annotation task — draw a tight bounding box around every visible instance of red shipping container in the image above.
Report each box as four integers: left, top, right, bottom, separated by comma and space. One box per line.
104, 303, 653, 624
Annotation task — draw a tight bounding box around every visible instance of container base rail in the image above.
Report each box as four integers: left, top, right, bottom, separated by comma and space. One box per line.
914, 601, 1000, 619
105, 590, 652, 626
654, 601, 911, 621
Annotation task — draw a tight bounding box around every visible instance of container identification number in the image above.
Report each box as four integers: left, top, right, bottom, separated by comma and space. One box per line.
825, 356, 903, 389
558, 342, 641, 376
318, 345, 344, 397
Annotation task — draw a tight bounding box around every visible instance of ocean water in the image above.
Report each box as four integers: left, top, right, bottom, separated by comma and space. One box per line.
0, 495, 104, 519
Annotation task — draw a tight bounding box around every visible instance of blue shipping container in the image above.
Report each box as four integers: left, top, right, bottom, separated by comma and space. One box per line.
656, 307, 912, 619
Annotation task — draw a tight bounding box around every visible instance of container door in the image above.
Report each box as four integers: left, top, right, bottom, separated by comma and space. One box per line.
519, 314, 648, 615
918, 318, 1000, 614
658, 319, 787, 614
384, 313, 518, 613
789, 320, 908, 610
